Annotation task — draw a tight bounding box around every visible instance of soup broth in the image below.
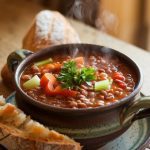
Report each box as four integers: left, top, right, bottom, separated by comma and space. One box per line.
20, 54, 136, 109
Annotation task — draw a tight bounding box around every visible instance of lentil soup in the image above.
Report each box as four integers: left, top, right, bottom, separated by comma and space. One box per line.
20, 54, 136, 109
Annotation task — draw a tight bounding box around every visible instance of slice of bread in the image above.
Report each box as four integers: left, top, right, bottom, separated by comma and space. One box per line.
0, 97, 81, 150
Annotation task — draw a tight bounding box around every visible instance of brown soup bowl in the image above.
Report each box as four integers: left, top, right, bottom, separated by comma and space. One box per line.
7, 44, 150, 150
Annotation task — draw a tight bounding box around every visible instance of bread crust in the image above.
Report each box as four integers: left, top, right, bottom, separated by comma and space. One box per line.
23, 10, 80, 51
0, 124, 80, 150
0, 101, 81, 150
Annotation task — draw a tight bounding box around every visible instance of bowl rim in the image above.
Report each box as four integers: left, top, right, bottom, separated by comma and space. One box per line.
14, 43, 143, 113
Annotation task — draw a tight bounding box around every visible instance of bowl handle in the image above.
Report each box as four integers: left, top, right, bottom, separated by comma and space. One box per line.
7, 49, 33, 74
120, 94, 150, 125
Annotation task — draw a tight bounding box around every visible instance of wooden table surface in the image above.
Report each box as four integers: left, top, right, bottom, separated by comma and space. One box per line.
0, 0, 150, 98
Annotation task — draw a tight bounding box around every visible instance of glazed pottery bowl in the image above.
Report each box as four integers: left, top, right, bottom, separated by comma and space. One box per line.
7, 44, 150, 150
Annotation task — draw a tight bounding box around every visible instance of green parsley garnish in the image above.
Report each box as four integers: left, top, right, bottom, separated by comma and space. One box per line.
58, 61, 96, 89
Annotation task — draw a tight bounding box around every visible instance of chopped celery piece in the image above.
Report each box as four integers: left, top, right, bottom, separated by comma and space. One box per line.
34, 58, 53, 67
94, 79, 112, 91
23, 75, 40, 89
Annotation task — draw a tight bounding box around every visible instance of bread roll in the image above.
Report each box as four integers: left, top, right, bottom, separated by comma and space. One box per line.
23, 10, 80, 51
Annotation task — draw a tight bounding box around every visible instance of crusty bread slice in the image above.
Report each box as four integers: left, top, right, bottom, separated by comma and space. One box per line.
0, 103, 26, 127
0, 123, 80, 150
0, 96, 81, 150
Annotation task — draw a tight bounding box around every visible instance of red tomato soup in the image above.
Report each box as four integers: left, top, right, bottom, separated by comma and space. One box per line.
20, 54, 136, 109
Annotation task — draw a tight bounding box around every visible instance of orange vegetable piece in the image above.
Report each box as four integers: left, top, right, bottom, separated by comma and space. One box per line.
45, 64, 55, 70
40, 73, 56, 88
73, 57, 84, 67
55, 86, 77, 97
45, 63, 61, 72
45, 81, 55, 95
60, 89, 77, 97
54, 85, 62, 93
45, 84, 77, 97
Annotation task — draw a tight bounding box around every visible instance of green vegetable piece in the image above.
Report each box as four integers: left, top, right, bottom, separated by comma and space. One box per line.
94, 79, 112, 91
57, 61, 96, 89
58, 61, 77, 89
80, 67, 96, 82
34, 58, 53, 67
23, 75, 40, 89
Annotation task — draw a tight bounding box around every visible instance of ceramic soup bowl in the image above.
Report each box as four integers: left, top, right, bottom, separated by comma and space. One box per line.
7, 44, 150, 150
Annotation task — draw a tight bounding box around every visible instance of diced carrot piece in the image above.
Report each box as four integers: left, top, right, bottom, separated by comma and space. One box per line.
44, 63, 61, 72
60, 89, 77, 97
54, 85, 77, 97
45, 84, 77, 97
40, 73, 56, 88
45, 64, 55, 70
73, 57, 84, 67
44, 83, 61, 96
54, 85, 62, 93
45, 84, 61, 96
53, 63, 62, 71
45, 81, 55, 95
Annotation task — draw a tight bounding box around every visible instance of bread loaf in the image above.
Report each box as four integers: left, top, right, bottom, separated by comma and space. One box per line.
0, 97, 81, 150
23, 10, 80, 51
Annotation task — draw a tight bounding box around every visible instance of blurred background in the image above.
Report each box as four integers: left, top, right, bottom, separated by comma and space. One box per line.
38, 0, 150, 51
0, 0, 150, 51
